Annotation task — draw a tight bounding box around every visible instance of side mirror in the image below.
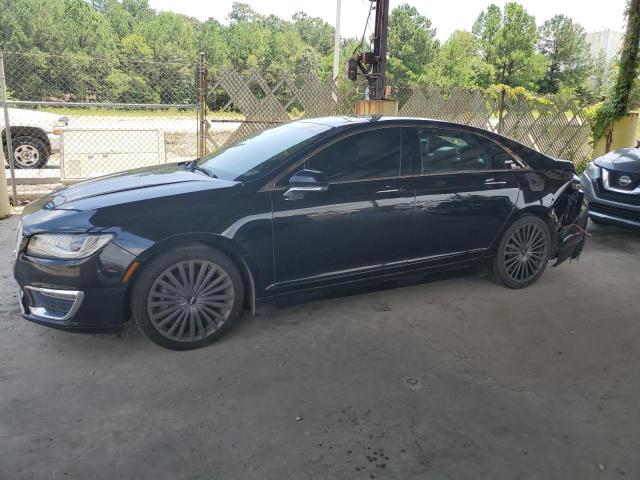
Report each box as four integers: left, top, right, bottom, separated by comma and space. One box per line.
284, 169, 328, 200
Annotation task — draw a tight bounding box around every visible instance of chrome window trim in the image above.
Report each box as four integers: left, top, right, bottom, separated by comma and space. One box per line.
23, 286, 84, 322
415, 125, 527, 173
271, 124, 410, 190
264, 123, 528, 192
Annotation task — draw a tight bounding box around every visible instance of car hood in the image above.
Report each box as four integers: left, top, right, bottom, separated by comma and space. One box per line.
21, 163, 241, 234
5, 107, 63, 129
594, 148, 640, 174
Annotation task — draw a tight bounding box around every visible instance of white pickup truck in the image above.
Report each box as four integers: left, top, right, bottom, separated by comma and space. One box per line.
1, 108, 68, 168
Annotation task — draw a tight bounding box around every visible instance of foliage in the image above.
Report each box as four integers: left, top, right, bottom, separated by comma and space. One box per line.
590, 0, 640, 144
0, 0, 610, 112
387, 4, 439, 86
426, 31, 493, 88
0, 0, 338, 102
591, 49, 612, 99
472, 3, 545, 90
537, 15, 593, 96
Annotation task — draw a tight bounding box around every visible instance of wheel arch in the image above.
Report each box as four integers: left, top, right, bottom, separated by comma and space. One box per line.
123, 233, 258, 321
2, 127, 51, 153
490, 206, 559, 257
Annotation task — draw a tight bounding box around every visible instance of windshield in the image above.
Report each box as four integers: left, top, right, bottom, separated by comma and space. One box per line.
198, 121, 332, 181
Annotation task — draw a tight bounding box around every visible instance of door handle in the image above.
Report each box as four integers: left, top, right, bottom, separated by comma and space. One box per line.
376, 188, 405, 195
485, 178, 508, 186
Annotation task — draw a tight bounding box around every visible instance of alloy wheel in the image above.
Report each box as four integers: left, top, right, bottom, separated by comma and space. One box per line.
14, 144, 40, 168
503, 223, 548, 283
147, 260, 235, 342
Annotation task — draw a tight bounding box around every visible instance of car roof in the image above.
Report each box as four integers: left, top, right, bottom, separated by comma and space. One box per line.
294, 115, 558, 170
297, 116, 441, 129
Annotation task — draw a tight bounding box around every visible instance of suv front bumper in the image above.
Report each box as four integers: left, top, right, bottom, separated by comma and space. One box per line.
581, 174, 640, 229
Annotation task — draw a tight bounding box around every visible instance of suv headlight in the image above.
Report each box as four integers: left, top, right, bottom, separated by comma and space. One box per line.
584, 162, 601, 179
52, 116, 69, 135
27, 234, 114, 259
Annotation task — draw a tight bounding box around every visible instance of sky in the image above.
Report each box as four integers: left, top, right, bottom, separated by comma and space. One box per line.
147, 0, 629, 41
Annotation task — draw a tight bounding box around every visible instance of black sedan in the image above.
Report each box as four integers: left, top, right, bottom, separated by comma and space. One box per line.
581, 147, 640, 229
13, 116, 589, 350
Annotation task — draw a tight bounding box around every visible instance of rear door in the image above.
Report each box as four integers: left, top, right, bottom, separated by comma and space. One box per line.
410, 127, 521, 266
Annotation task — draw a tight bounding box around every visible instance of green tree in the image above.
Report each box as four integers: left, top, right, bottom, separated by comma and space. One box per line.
103, 0, 135, 40
61, 0, 117, 55
292, 12, 334, 56
223, 19, 270, 70
134, 11, 198, 58
473, 2, 544, 89
591, 49, 612, 98
538, 15, 592, 94
198, 19, 230, 69
427, 30, 492, 88
120, 0, 152, 20
387, 4, 439, 85
591, 0, 640, 149
228, 2, 261, 23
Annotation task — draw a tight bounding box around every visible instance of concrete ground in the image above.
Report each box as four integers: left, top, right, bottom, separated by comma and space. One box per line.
0, 215, 638, 480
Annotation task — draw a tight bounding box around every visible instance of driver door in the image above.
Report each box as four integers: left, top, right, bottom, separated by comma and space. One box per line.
270, 127, 415, 291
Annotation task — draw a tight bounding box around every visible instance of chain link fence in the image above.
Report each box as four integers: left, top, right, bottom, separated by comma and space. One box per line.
1, 50, 593, 203
1, 50, 200, 201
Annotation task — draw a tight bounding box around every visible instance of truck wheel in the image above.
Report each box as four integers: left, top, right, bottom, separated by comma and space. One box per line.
5, 136, 49, 169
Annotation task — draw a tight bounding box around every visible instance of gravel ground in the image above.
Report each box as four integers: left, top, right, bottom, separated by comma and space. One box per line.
0, 215, 639, 480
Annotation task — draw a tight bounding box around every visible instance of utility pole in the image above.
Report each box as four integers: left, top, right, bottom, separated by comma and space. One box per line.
347, 0, 398, 115
0, 50, 17, 211
369, 0, 389, 100
332, 0, 342, 104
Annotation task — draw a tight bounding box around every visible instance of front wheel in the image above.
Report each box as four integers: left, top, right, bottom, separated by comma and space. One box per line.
131, 245, 245, 350
5, 136, 50, 169
493, 215, 551, 289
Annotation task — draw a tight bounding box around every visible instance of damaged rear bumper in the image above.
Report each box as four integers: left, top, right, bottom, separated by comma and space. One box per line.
554, 189, 589, 266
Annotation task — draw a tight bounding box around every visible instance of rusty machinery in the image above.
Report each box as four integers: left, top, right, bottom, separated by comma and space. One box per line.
346, 0, 391, 100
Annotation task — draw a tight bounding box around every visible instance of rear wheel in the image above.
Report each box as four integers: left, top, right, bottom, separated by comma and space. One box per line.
131, 244, 244, 350
493, 215, 551, 289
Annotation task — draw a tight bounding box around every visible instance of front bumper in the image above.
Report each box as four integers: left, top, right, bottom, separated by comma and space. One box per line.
581, 173, 640, 229
47, 133, 60, 153
13, 241, 136, 332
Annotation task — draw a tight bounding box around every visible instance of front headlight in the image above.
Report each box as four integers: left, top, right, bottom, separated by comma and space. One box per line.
584, 162, 601, 179
27, 234, 114, 259
52, 116, 69, 135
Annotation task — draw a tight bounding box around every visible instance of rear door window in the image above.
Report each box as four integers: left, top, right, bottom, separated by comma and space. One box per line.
417, 128, 520, 173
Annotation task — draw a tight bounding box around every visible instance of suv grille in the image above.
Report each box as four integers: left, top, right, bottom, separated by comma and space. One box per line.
590, 202, 640, 222
605, 170, 640, 191
594, 181, 640, 206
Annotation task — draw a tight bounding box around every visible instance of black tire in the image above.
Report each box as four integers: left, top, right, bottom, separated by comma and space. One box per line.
493, 215, 551, 289
4, 136, 49, 169
131, 244, 245, 351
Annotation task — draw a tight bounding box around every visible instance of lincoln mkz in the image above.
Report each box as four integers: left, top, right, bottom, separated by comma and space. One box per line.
13, 117, 589, 350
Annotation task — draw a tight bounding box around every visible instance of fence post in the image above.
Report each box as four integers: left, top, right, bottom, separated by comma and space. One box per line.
197, 52, 207, 158
0, 119, 9, 217
332, 0, 342, 108
0, 50, 17, 208
497, 86, 506, 135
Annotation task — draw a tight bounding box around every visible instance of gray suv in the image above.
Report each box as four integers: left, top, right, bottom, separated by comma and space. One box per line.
581, 148, 640, 229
